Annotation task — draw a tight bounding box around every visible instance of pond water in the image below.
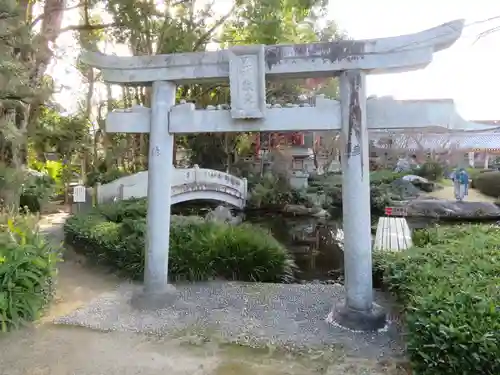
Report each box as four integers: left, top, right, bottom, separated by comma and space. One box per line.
172, 202, 479, 282
244, 212, 447, 282
245, 213, 345, 281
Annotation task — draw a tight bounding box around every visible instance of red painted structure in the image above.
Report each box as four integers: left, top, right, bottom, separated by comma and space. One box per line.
253, 132, 307, 156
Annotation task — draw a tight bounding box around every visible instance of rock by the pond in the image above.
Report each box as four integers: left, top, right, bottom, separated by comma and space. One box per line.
403, 199, 500, 218
402, 174, 426, 183
387, 179, 422, 199
283, 204, 330, 218
401, 175, 435, 192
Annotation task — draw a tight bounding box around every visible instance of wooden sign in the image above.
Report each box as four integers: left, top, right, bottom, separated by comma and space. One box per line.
73, 185, 86, 203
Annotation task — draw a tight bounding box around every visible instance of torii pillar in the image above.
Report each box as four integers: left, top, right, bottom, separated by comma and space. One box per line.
81, 19, 464, 330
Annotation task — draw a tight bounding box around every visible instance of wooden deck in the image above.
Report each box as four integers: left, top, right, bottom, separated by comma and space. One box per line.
374, 217, 413, 251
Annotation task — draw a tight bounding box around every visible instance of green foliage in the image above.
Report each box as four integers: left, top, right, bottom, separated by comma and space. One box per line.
0, 0, 34, 105
86, 167, 132, 187
97, 198, 148, 222
0, 162, 24, 206
376, 225, 500, 374
411, 227, 440, 247
474, 170, 500, 197
369, 185, 393, 213
414, 160, 444, 181
222, 0, 328, 46
43, 161, 63, 182
20, 171, 55, 212
0, 213, 61, 331
465, 167, 482, 180
34, 107, 90, 158
0, 164, 54, 211
466, 167, 490, 188
64, 200, 296, 283
307, 170, 413, 213
309, 170, 410, 191
247, 173, 308, 209
369, 170, 411, 184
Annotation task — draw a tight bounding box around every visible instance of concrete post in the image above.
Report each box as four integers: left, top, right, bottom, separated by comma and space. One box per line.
132, 81, 177, 309
334, 70, 385, 330
468, 152, 474, 168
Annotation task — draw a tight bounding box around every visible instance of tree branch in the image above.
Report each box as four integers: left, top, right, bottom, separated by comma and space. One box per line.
0, 12, 18, 21
30, 2, 85, 29
192, 4, 236, 51
59, 22, 119, 34
0, 95, 30, 104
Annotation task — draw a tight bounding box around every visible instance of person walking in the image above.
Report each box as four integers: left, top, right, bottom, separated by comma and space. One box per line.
452, 167, 469, 202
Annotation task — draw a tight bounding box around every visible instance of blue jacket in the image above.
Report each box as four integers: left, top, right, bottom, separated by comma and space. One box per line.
455, 170, 469, 184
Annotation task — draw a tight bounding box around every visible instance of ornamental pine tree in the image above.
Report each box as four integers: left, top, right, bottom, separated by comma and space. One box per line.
0, 0, 35, 206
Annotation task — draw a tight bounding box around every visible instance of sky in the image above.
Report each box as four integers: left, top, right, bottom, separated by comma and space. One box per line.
329, 0, 500, 120
51, 0, 500, 120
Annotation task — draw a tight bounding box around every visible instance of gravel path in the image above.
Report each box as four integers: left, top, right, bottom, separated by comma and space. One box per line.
54, 282, 404, 357
428, 185, 496, 202
0, 211, 408, 375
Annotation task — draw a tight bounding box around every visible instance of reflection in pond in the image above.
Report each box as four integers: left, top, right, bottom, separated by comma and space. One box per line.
245, 214, 449, 282
245, 214, 345, 281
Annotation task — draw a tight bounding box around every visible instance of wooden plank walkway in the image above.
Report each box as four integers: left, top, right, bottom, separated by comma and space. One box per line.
374, 217, 413, 251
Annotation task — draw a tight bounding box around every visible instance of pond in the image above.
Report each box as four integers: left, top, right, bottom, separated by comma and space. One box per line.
245, 213, 475, 282
245, 213, 345, 282
171, 202, 480, 283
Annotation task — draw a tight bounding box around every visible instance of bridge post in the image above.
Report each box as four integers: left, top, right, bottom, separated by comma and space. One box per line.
336, 71, 385, 330
242, 177, 248, 204
132, 80, 177, 309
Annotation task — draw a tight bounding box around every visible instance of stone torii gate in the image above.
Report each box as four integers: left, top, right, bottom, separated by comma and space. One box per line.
82, 19, 464, 330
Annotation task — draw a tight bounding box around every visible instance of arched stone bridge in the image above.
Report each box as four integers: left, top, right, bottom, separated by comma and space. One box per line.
96, 166, 248, 209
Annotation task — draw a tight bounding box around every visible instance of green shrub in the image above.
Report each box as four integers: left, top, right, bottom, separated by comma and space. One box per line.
411, 226, 441, 247
466, 167, 482, 180
0, 163, 54, 212
86, 168, 133, 187
97, 198, 148, 222
310, 170, 409, 189
64, 202, 296, 283
376, 224, 500, 374
308, 170, 413, 213
0, 163, 24, 208
20, 172, 55, 212
474, 171, 500, 197
247, 173, 308, 209
370, 184, 393, 213
414, 160, 444, 181
370, 170, 410, 185
466, 168, 492, 188
0, 214, 60, 331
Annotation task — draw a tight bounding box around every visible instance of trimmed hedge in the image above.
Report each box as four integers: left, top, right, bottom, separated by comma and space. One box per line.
0, 214, 60, 331
375, 224, 500, 374
64, 199, 296, 283
474, 170, 500, 197
307, 170, 414, 214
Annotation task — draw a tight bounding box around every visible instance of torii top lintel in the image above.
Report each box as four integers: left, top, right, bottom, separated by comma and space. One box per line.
81, 19, 464, 84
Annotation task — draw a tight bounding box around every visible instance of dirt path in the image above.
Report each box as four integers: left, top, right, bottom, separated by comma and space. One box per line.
427, 185, 497, 202
0, 211, 407, 375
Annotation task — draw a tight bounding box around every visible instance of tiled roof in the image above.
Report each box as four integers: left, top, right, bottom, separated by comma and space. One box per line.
372, 132, 500, 150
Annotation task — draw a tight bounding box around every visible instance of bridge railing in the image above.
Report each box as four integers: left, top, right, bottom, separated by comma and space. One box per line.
96, 166, 247, 205
191, 166, 247, 197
